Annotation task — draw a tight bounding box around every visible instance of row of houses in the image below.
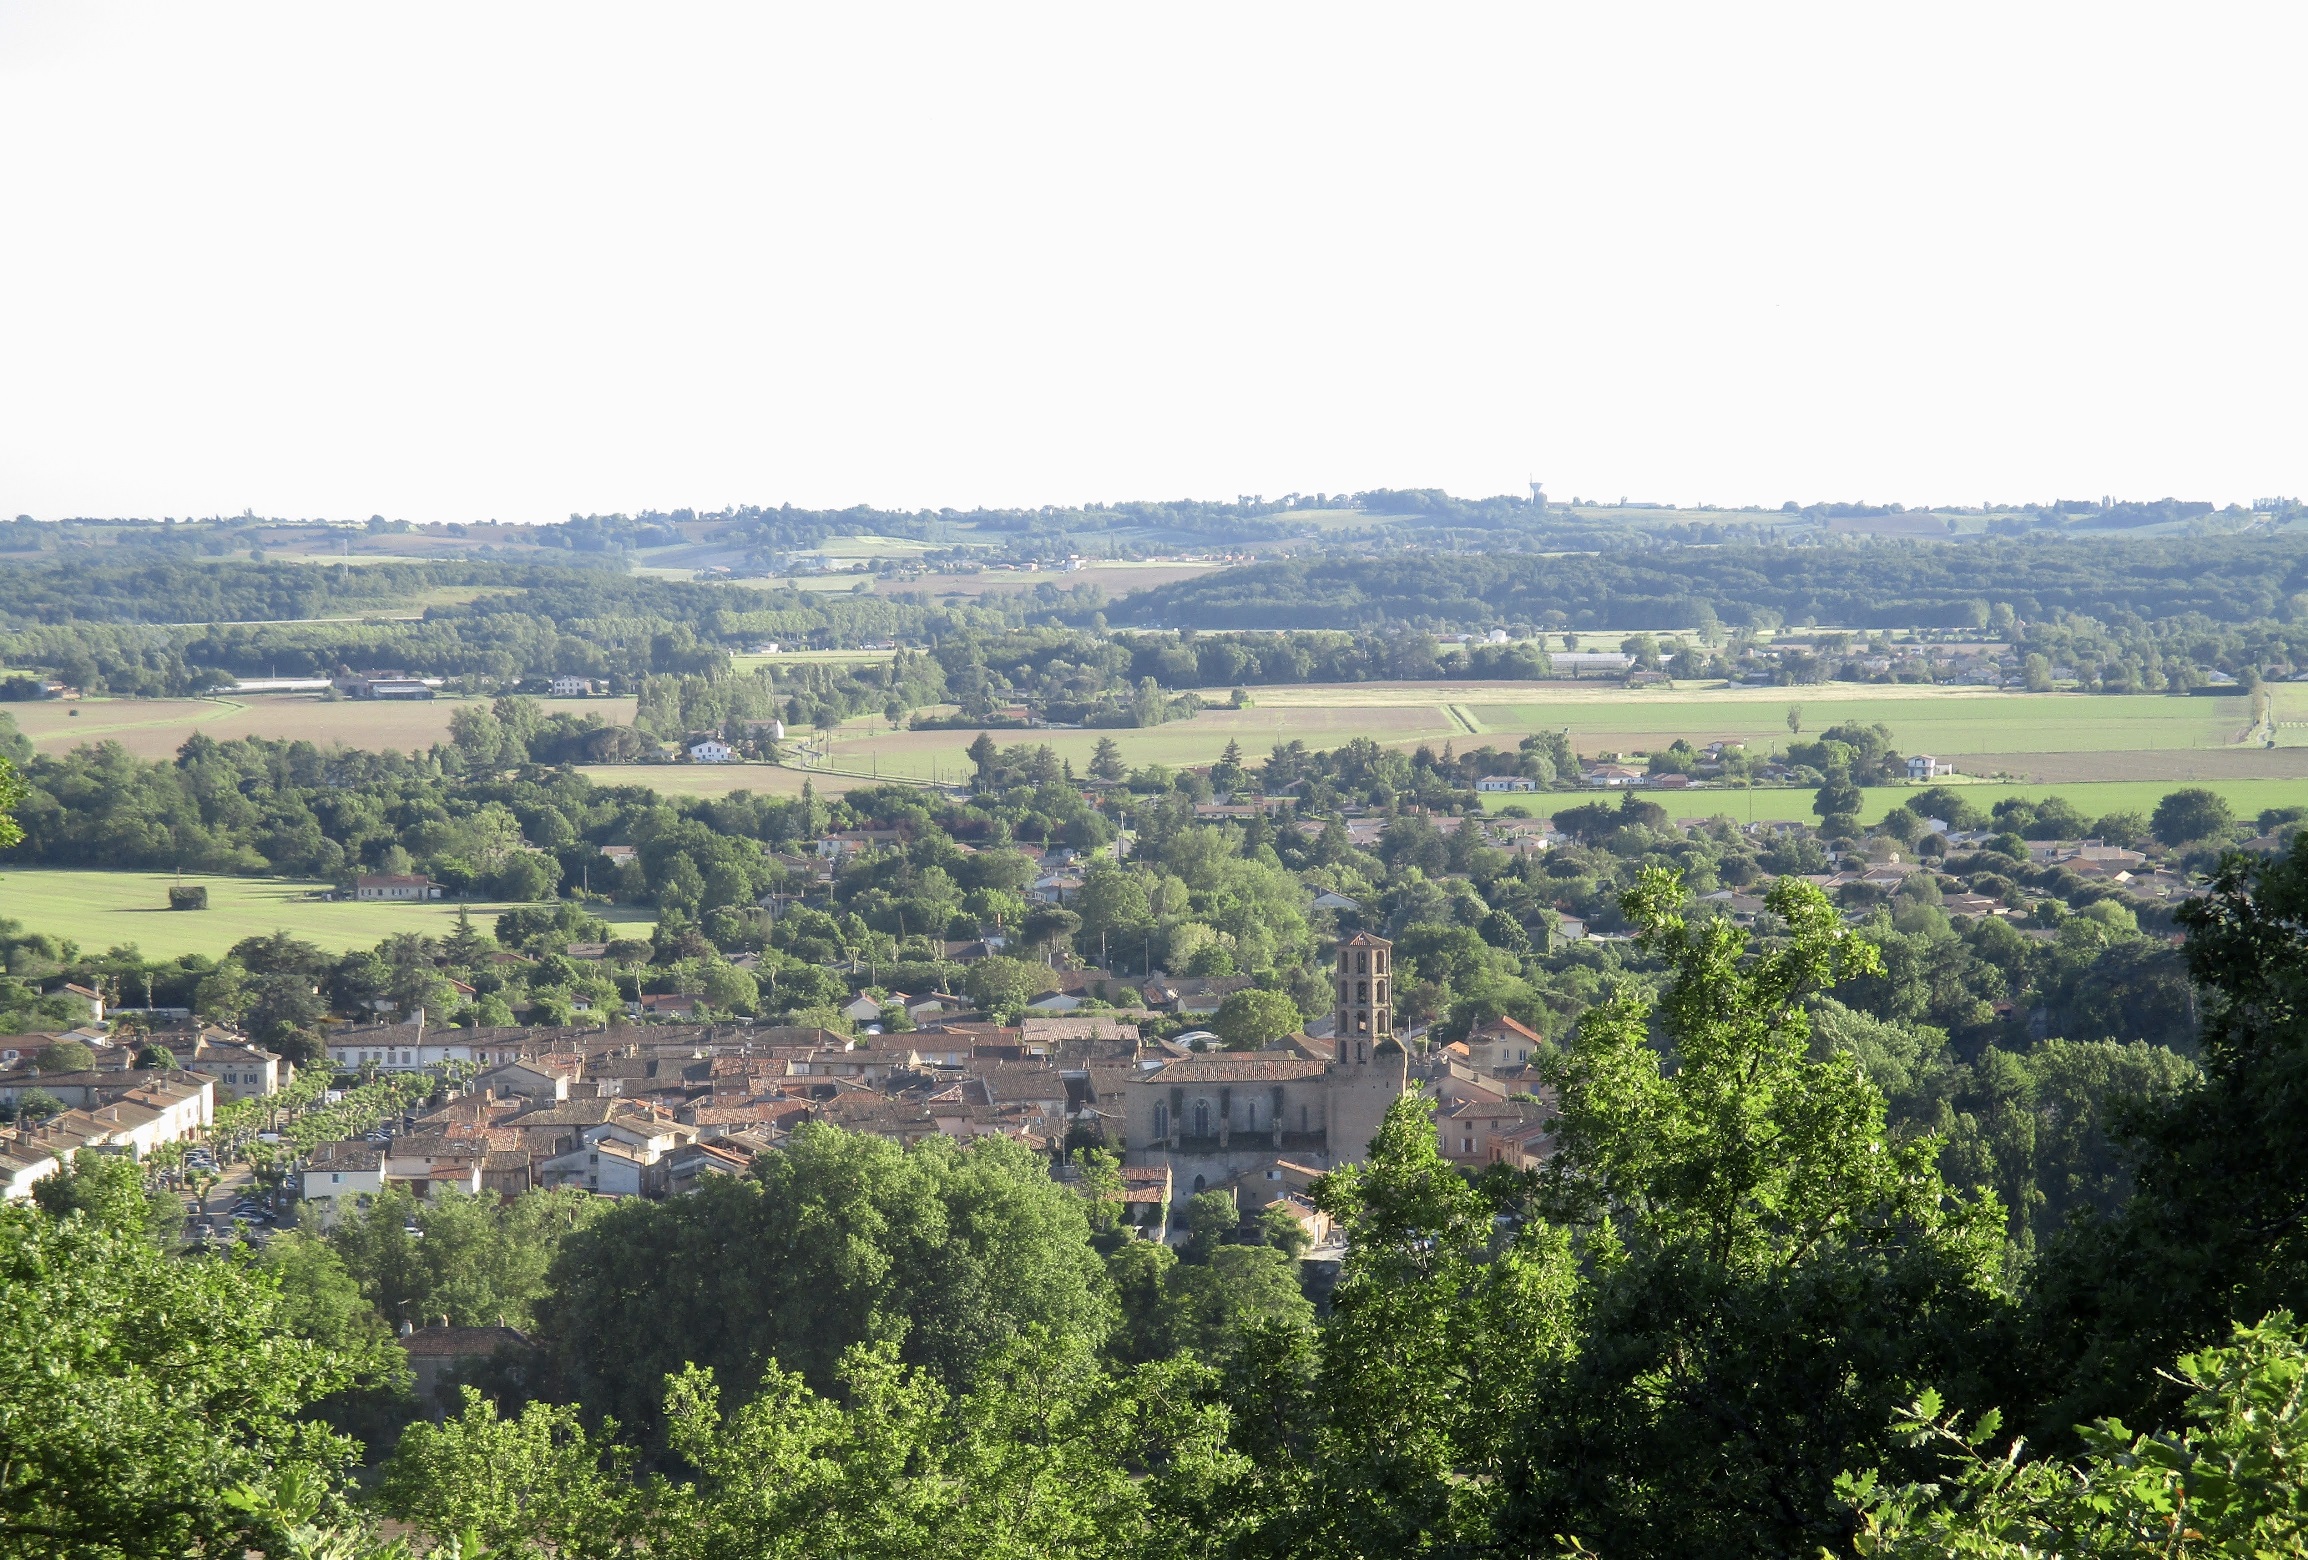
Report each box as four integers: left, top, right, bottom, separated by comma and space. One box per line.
299, 937, 1557, 1256
0, 1072, 215, 1198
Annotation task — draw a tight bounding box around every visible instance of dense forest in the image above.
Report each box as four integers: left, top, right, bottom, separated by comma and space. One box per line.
1116, 532, 2308, 633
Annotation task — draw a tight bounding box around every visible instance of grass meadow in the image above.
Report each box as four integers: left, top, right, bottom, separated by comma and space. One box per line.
662, 682, 2302, 792
0, 869, 651, 960
1477, 778, 2308, 829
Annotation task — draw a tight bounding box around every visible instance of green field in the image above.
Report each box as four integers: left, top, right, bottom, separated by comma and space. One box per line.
702, 682, 2293, 791
1461, 689, 2249, 755
1480, 778, 2308, 828
0, 870, 651, 959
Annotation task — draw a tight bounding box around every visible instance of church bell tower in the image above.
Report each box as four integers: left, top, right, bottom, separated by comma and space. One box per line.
1334, 931, 1393, 1065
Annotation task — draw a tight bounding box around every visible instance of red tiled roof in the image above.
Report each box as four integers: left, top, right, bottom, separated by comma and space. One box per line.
1147, 1056, 1329, 1083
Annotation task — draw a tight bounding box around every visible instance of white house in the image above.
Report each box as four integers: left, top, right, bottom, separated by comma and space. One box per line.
300, 1142, 387, 1213
550, 675, 595, 697
541, 1137, 652, 1197
355, 874, 442, 901
325, 1029, 532, 1072
1475, 776, 1538, 793
0, 1140, 60, 1201
538, 1118, 687, 1199
182, 1041, 286, 1101
841, 994, 887, 1024
1907, 754, 1953, 780
27, 1076, 213, 1161
689, 740, 736, 763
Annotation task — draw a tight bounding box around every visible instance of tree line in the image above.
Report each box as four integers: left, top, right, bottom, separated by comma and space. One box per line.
1115, 532, 2308, 637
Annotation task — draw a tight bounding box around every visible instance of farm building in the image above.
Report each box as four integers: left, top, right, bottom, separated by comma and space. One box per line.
356, 874, 443, 901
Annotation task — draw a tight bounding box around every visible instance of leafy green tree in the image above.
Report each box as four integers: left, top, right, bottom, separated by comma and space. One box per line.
1847, 1313, 2308, 1558
698, 961, 758, 1013
1212, 987, 1302, 1050
32, 1148, 180, 1243
1089, 735, 1126, 784
32, 1037, 93, 1073
0, 1198, 371, 1558
962, 955, 1057, 1019
537, 1126, 1111, 1437
1106, 1240, 1189, 1364
330, 1186, 603, 1332
379, 1388, 637, 1556
1259, 1199, 1313, 1259
1476, 907, 1532, 956
1167, 1245, 1314, 1361
0, 753, 26, 852
1815, 769, 1865, 823
2152, 785, 2236, 847
1179, 1188, 1240, 1264
1074, 861, 1151, 950
652, 1336, 1216, 1560
2022, 843, 2308, 1441
1213, 1097, 1579, 1557
1501, 871, 2008, 1559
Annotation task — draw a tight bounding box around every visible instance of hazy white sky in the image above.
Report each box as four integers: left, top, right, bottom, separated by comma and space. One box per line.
2, 4, 2302, 522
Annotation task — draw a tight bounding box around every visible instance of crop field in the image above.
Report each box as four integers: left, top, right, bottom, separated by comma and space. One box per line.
894, 561, 1230, 599
1477, 778, 2308, 830
1454, 685, 2249, 754
563, 682, 2308, 803
727, 649, 899, 671
0, 869, 649, 959
4, 694, 635, 761
577, 763, 901, 800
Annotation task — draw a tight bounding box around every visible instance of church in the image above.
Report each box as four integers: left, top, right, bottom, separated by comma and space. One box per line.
1122, 932, 1409, 1195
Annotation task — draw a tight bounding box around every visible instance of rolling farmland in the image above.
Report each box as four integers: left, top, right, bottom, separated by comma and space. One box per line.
691, 681, 2304, 788
4, 693, 636, 761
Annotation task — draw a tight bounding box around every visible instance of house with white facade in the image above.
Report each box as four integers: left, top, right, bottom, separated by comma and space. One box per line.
0, 1138, 60, 1201
356, 874, 442, 901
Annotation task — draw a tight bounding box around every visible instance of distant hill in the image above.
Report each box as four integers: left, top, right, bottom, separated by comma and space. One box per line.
1110, 534, 2308, 632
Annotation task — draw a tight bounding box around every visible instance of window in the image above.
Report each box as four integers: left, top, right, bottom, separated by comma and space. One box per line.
1356, 951, 1369, 973
1192, 1099, 1211, 1137
1356, 981, 1368, 1001
1153, 1103, 1169, 1138
1245, 1101, 1259, 1130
